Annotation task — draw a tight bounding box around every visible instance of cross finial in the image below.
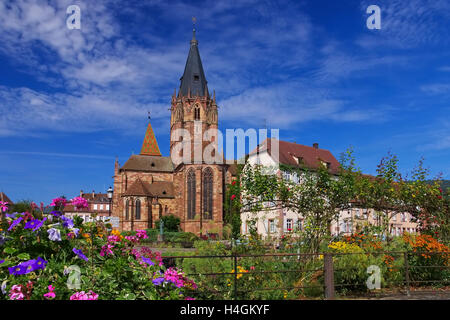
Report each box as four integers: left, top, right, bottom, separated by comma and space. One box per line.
148, 111, 151, 121
191, 16, 197, 43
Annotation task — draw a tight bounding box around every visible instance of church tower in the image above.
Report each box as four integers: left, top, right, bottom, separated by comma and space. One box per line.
170, 27, 219, 165
171, 27, 224, 236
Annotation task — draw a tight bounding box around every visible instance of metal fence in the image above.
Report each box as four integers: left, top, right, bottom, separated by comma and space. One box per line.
161, 250, 450, 300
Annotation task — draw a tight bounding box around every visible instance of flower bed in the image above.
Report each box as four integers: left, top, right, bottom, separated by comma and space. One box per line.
0, 199, 197, 300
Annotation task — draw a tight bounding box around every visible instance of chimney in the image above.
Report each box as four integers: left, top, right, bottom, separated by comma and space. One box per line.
92, 190, 95, 198
313, 143, 319, 149
80, 190, 83, 197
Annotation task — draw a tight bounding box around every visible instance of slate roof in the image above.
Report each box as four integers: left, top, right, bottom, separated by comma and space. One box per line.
121, 155, 174, 172
249, 138, 341, 174
178, 30, 209, 97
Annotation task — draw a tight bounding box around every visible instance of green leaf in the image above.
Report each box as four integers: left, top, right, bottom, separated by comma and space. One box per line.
17, 253, 31, 260
4, 247, 17, 255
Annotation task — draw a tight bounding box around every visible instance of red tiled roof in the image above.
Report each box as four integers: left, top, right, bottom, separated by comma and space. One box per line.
140, 121, 162, 156
122, 178, 174, 198
81, 193, 109, 203
0, 192, 13, 204
249, 138, 341, 174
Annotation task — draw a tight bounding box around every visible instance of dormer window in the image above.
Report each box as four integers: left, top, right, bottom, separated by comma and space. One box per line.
320, 160, 331, 169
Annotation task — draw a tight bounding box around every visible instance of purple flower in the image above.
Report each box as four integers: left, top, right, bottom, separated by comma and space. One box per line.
34, 257, 48, 270
50, 210, 62, 218
61, 216, 74, 229
0, 260, 4, 264
9, 264, 28, 276
5, 212, 20, 219
73, 248, 88, 261
24, 218, 46, 231
71, 228, 80, 237
142, 257, 155, 266
47, 228, 62, 241
8, 217, 23, 231
152, 277, 165, 286
9, 257, 48, 276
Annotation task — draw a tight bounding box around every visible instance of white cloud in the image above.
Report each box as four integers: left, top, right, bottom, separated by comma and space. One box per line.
0, 85, 168, 137
420, 84, 450, 95
220, 81, 388, 128
358, 0, 450, 49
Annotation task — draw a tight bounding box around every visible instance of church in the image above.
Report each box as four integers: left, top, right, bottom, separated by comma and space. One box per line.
111, 30, 235, 235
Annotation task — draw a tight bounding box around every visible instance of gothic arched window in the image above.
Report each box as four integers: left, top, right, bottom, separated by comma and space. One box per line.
194, 107, 200, 120
203, 168, 213, 220
125, 199, 129, 220
187, 169, 196, 219
135, 199, 141, 220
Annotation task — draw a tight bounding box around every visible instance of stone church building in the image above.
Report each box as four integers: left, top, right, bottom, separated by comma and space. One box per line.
111, 31, 235, 235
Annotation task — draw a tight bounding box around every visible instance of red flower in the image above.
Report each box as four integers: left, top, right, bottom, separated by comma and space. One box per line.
231, 194, 236, 201
232, 180, 237, 185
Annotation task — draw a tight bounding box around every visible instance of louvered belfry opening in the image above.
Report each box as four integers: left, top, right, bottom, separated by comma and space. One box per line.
203, 168, 213, 220
187, 169, 196, 219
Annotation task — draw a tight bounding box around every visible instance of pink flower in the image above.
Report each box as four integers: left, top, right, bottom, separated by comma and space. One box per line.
108, 235, 121, 243
100, 244, 115, 257
70, 197, 89, 210
136, 230, 148, 240
70, 290, 98, 300
44, 285, 56, 299
0, 201, 8, 212
50, 197, 68, 208
125, 235, 139, 243
9, 285, 24, 300
250, 266, 255, 271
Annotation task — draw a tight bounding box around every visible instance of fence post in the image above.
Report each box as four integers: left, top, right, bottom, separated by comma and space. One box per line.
403, 252, 411, 296
233, 252, 238, 300
324, 253, 335, 300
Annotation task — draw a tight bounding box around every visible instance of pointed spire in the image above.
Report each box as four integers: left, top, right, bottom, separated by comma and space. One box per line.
179, 20, 209, 98
140, 115, 162, 156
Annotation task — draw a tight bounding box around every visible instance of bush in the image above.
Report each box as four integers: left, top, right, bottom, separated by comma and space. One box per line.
155, 215, 180, 232
403, 234, 450, 284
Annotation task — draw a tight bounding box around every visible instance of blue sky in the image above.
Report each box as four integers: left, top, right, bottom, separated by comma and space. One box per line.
0, 0, 449, 204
